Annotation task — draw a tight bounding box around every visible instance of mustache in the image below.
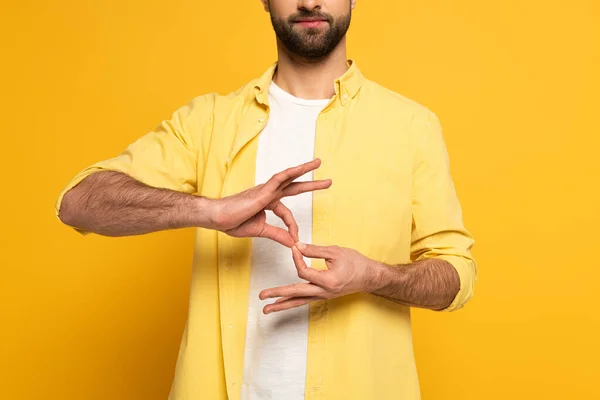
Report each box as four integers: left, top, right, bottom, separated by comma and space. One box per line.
288, 10, 334, 23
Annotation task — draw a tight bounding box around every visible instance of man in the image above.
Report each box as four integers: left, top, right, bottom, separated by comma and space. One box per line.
56, 0, 477, 399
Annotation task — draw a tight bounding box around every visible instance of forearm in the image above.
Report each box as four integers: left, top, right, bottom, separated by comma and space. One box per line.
58, 171, 215, 236
367, 258, 460, 310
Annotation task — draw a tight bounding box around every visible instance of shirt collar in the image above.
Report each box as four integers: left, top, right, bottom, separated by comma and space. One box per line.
254, 59, 365, 106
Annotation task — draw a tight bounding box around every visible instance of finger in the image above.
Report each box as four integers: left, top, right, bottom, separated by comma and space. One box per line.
271, 201, 299, 243
264, 296, 321, 314
275, 297, 290, 303
264, 159, 322, 192
291, 245, 331, 287
258, 224, 294, 248
295, 242, 337, 260
259, 282, 328, 300
281, 179, 332, 198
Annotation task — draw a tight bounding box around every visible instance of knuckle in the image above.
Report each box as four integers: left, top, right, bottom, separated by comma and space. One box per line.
280, 206, 291, 216
269, 174, 282, 184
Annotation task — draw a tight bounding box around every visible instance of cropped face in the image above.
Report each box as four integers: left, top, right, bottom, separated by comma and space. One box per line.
263, 0, 355, 59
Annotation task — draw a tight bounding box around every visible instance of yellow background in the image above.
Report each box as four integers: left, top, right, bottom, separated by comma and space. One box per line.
1, 0, 599, 398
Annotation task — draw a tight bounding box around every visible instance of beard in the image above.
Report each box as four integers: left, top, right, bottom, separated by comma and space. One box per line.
269, 7, 352, 59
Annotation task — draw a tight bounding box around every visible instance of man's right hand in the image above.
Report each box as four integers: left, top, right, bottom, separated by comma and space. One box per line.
207, 158, 331, 248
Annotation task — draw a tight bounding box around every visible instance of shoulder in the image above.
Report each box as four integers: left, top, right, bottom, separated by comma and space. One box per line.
361, 79, 437, 122
184, 78, 259, 118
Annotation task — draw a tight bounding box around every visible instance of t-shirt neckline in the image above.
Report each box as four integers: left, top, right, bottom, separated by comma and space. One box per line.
269, 81, 331, 107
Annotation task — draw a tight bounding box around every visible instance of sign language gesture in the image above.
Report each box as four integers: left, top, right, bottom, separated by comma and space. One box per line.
210, 159, 331, 248
259, 242, 378, 314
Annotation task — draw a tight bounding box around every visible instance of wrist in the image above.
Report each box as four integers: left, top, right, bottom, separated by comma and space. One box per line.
192, 195, 220, 229
364, 260, 389, 293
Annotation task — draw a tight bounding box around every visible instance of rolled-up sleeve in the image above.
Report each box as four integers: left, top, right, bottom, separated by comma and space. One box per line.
410, 111, 478, 312
55, 94, 216, 233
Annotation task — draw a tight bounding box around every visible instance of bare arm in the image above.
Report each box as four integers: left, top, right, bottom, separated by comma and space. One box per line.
368, 258, 460, 311
58, 159, 332, 246
258, 243, 461, 314
58, 171, 213, 237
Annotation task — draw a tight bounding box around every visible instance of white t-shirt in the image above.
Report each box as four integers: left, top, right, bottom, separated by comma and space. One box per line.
240, 82, 329, 400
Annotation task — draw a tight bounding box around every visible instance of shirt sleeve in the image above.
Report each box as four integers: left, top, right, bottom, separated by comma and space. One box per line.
410, 111, 478, 312
55, 94, 216, 234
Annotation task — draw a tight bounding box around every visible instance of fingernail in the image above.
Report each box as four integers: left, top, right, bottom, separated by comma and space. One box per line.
296, 241, 307, 250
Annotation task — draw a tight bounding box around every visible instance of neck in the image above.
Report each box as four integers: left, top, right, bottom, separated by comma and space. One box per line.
272, 38, 349, 100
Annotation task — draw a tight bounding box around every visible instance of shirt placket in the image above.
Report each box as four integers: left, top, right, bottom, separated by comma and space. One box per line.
305, 99, 337, 399
218, 102, 269, 400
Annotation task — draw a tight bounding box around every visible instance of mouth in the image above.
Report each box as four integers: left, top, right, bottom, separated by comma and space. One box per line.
292, 18, 329, 28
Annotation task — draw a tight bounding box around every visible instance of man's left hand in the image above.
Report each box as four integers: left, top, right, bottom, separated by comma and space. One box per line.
259, 242, 380, 314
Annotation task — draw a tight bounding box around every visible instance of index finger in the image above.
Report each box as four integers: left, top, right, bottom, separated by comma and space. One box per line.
295, 242, 336, 260
264, 158, 323, 192
271, 201, 299, 243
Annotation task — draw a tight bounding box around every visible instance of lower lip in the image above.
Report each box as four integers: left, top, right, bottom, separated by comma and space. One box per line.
295, 20, 327, 28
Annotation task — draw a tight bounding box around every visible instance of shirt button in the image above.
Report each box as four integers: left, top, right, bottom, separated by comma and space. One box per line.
343, 94, 349, 101
229, 324, 233, 329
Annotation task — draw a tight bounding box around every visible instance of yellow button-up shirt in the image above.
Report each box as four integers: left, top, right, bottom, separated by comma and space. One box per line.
56, 60, 477, 400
